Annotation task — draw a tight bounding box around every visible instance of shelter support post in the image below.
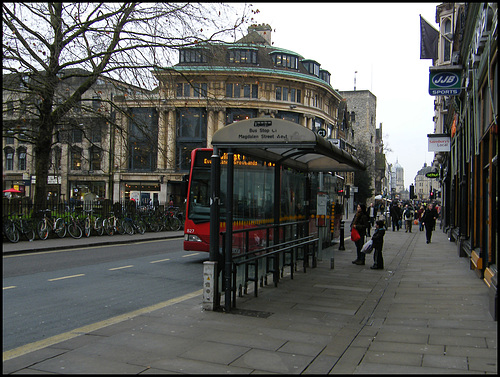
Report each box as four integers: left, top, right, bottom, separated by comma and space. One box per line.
224, 150, 234, 311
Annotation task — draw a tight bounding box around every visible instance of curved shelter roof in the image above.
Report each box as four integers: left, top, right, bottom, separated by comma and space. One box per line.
211, 117, 365, 172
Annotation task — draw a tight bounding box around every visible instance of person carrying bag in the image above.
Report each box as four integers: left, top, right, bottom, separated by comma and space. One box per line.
351, 203, 369, 265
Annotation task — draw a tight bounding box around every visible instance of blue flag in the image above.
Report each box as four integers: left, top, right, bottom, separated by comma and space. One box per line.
420, 15, 439, 60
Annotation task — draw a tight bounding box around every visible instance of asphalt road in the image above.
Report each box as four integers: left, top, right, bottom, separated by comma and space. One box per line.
2, 238, 208, 352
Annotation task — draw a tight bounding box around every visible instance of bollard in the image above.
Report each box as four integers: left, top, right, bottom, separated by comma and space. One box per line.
330, 257, 335, 269
339, 220, 345, 250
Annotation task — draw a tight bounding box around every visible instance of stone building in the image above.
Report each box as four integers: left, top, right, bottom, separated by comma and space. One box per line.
3, 24, 362, 209
339, 89, 377, 200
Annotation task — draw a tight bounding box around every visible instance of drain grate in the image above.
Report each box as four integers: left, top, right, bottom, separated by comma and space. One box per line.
228, 308, 273, 318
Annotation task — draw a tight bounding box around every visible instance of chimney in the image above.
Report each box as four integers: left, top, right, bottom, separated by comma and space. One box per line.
248, 23, 272, 45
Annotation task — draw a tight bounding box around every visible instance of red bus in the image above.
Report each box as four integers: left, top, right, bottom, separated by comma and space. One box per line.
183, 148, 311, 253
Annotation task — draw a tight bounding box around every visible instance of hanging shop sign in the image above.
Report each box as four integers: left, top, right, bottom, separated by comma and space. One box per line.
427, 133, 450, 152
425, 171, 440, 178
429, 66, 462, 96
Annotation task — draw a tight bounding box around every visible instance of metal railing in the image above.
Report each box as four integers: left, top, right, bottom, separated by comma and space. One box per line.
220, 220, 319, 308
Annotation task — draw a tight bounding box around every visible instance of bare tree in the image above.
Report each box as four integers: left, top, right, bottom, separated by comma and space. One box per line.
2, 2, 253, 211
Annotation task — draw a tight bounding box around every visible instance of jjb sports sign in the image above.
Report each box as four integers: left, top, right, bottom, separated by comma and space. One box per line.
429, 66, 462, 96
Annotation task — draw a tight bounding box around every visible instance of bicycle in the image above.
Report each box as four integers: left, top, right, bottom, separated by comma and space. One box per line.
103, 212, 125, 236
37, 210, 66, 240
165, 208, 182, 231
65, 214, 83, 239
13, 216, 35, 242
83, 210, 104, 237
122, 213, 146, 235
3, 216, 20, 243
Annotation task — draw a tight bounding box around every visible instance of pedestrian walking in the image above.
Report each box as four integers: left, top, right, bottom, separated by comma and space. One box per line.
352, 204, 369, 265
417, 205, 425, 231
390, 203, 401, 231
370, 219, 386, 269
403, 204, 414, 233
422, 203, 438, 243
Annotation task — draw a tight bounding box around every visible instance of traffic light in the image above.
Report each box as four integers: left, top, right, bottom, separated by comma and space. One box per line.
429, 190, 434, 200
337, 188, 344, 195
409, 185, 415, 199
345, 186, 350, 198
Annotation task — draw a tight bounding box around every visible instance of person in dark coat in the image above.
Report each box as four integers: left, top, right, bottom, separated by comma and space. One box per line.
422, 203, 438, 243
370, 220, 386, 269
352, 203, 369, 265
390, 203, 401, 231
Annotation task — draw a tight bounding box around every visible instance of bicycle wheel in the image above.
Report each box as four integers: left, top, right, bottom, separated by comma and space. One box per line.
135, 220, 146, 235
84, 217, 92, 237
103, 218, 114, 236
170, 217, 182, 231
123, 220, 134, 235
37, 220, 49, 240
68, 221, 83, 239
116, 219, 126, 235
4, 222, 19, 243
95, 218, 104, 236
20, 219, 35, 241
55, 218, 67, 238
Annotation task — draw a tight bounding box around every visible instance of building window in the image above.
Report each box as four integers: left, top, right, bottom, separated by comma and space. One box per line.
177, 108, 206, 140
442, 18, 452, 62
176, 83, 183, 97
226, 83, 233, 98
179, 48, 207, 63
275, 86, 282, 101
92, 95, 101, 111
271, 53, 298, 69
71, 146, 82, 170
89, 123, 102, 143
252, 84, 258, 98
89, 146, 102, 171
226, 108, 257, 124
282, 87, 289, 101
71, 128, 83, 143
128, 108, 158, 172
320, 70, 331, 84
303, 60, 320, 77
193, 83, 208, 97
52, 146, 61, 171
226, 83, 258, 99
5, 147, 14, 170
183, 83, 190, 97
228, 49, 257, 64
243, 84, 250, 98
17, 147, 27, 171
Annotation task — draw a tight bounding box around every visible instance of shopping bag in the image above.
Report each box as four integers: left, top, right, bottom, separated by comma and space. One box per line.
414, 219, 419, 225
351, 227, 361, 242
361, 239, 373, 254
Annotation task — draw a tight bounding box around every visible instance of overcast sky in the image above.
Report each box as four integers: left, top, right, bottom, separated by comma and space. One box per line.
246, 2, 440, 189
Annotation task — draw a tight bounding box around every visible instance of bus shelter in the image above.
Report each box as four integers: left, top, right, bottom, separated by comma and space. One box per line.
207, 117, 365, 311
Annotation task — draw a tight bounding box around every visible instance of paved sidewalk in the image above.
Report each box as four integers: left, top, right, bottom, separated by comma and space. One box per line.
3, 224, 497, 374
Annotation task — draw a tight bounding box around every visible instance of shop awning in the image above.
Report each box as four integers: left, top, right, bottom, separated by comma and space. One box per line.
211, 117, 365, 172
